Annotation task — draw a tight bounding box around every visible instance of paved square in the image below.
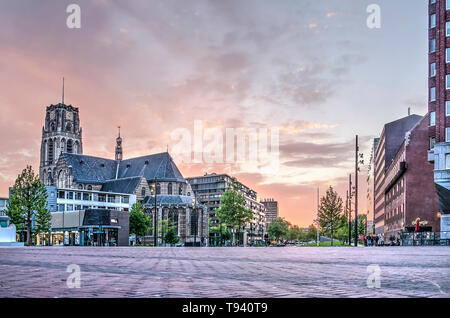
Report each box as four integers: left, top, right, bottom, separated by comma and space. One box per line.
0, 246, 449, 298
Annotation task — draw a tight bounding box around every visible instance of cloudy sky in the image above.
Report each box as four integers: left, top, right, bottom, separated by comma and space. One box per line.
0, 0, 428, 226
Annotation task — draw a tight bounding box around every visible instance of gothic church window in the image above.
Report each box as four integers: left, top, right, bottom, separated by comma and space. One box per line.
168, 183, 172, 195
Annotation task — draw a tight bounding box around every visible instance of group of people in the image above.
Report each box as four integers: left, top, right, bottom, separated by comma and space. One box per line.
360, 234, 399, 246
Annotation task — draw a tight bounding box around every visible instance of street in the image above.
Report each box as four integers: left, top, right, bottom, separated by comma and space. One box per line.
0, 246, 449, 298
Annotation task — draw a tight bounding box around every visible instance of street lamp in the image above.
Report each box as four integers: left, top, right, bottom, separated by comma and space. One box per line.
192, 196, 197, 247
151, 182, 158, 247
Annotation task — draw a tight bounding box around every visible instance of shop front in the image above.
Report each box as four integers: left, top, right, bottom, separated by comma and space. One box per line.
79, 226, 119, 246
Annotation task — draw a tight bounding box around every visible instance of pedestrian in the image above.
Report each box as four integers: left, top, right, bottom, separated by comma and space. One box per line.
375, 235, 379, 246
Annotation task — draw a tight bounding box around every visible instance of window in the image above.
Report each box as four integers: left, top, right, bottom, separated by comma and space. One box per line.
87, 185, 92, 191
168, 183, 172, 195
430, 111, 436, 126
446, 154, 450, 169
448, 0, 450, 10
68, 192, 74, 200
430, 87, 436, 101
431, 14, 436, 29
430, 137, 436, 150
83, 193, 90, 201
431, 0, 436, 4
99, 194, 106, 202
75, 192, 82, 200
179, 185, 183, 195
430, 63, 436, 77
58, 191, 65, 199
141, 187, 146, 197
447, 101, 450, 116
447, 75, 450, 89
66, 204, 73, 211
156, 183, 161, 195
57, 204, 65, 212
446, 127, 450, 142
122, 196, 129, 204
78, 184, 83, 190
430, 38, 436, 53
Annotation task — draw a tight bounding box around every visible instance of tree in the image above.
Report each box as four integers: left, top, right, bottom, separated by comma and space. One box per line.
216, 179, 253, 245
287, 225, 302, 242
306, 224, 318, 241
164, 227, 179, 246
318, 186, 343, 246
129, 202, 151, 245
7, 166, 48, 245
267, 217, 290, 241
35, 206, 52, 245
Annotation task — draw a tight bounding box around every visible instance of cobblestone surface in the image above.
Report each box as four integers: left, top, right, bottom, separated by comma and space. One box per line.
0, 246, 449, 298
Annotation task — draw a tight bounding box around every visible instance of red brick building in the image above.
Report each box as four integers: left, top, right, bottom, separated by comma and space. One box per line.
384, 115, 440, 239
427, 0, 450, 236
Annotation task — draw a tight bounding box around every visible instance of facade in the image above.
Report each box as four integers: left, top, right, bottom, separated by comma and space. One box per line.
0, 197, 8, 214
40, 103, 83, 186
383, 115, 440, 239
261, 198, 278, 230
427, 0, 450, 236
38, 101, 208, 246
49, 209, 129, 246
373, 115, 424, 238
367, 138, 379, 234
187, 173, 266, 245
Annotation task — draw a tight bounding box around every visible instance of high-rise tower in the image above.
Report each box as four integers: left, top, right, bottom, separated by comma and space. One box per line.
39, 81, 83, 185
428, 0, 450, 236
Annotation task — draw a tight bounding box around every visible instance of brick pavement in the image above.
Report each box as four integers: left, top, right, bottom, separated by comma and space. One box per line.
0, 246, 448, 298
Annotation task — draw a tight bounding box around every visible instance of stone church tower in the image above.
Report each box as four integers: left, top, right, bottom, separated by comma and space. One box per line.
39, 102, 83, 185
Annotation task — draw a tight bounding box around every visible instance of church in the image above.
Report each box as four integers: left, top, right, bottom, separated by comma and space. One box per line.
39, 100, 208, 246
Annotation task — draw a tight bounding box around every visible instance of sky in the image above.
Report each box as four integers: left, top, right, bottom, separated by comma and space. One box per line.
0, 0, 429, 227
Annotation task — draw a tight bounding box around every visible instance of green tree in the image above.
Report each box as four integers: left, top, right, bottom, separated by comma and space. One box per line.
35, 206, 52, 245
216, 179, 253, 245
306, 224, 318, 241
7, 166, 48, 245
287, 225, 302, 242
318, 186, 343, 246
129, 203, 151, 245
267, 217, 290, 241
164, 227, 179, 246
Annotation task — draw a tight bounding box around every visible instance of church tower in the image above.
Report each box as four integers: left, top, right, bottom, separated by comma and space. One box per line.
115, 126, 123, 161
39, 79, 83, 185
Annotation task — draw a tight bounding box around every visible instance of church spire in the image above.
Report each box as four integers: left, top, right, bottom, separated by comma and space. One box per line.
115, 126, 123, 161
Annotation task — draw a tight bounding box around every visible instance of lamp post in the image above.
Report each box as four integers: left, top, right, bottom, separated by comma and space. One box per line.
151, 182, 158, 247
192, 196, 197, 247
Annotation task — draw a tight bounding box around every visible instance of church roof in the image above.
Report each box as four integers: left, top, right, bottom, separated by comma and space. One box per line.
61, 152, 185, 184
101, 176, 143, 194
62, 153, 117, 184
117, 152, 185, 182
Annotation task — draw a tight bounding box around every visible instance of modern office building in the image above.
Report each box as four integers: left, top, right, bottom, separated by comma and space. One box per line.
187, 173, 266, 245
373, 114, 424, 238
261, 198, 278, 230
427, 0, 450, 236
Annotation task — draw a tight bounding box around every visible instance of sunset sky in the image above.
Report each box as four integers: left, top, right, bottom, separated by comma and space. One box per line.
0, 0, 429, 227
